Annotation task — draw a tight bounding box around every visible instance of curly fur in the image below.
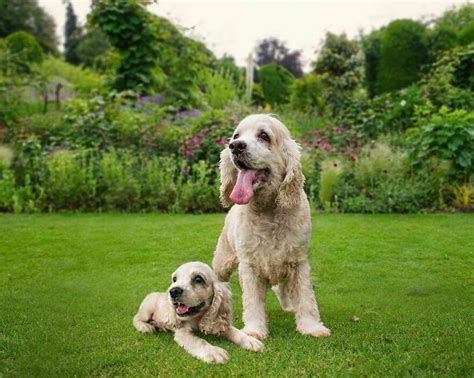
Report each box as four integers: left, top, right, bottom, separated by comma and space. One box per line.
199, 281, 233, 335
133, 262, 263, 364
212, 114, 331, 340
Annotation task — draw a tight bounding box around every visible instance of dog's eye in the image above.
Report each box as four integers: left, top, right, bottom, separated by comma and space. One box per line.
172, 276, 177, 283
233, 133, 239, 140
258, 131, 270, 142
194, 275, 205, 284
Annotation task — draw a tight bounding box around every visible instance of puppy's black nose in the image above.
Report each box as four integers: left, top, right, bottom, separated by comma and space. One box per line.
229, 140, 247, 154
169, 287, 183, 299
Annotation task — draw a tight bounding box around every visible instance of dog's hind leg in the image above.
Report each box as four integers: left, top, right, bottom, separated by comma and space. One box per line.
212, 232, 238, 282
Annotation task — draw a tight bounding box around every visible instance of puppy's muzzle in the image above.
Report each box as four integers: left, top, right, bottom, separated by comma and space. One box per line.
169, 287, 183, 300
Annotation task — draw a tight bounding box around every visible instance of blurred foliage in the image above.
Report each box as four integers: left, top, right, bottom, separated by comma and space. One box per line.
290, 74, 325, 114
312, 32, 364, 117
75, 29, 112, 68
1, 1, 473, 214
4, 31, 44, 74
255, 37, 303, 77
0, 0, 58, 54
408, 107, 474, 181
259, 64, 294, 106
64, 1, 83, 65
377, 19, 429, 94
89, 0, 160, 93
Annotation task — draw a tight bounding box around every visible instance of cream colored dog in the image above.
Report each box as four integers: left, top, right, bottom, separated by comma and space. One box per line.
212, 114, 331, 340
133, 261, 263, 364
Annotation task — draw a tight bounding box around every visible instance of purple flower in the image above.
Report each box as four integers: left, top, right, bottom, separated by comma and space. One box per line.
184, 149, 194, 158
176, 109, 201, 119
182, 166, 189, 177
139, 95, 164, 105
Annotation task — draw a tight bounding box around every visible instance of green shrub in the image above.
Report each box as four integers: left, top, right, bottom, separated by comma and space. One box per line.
420, 45, 474, 106
0, 149, 15, 211
250, 83, 265, 107
330, 143, 439, 213
377, 20, 429, 94
354, 143, 407, 186
458, 22, 474, 46
141, 156, 178, 211
38, 57, 103, 94
175, 160, 220, 213
290, 74, 325, 114
408, 107, 474, 180
5, 31, 44, 73
312, 32, 364, 116
199, 70, 237, 109
259, 64, 294, 106
43, 150, 96, 211
99, 150, 141, 211
89, 0, 160, 93
319, 159, 343, 206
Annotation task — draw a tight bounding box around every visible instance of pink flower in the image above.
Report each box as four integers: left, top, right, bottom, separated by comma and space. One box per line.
215, 137, 227, 146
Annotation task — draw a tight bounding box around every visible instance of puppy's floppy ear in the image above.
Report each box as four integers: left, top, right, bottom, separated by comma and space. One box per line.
219, 147, 237, 208
276, 137, 304, 209
199, 281, 232, 335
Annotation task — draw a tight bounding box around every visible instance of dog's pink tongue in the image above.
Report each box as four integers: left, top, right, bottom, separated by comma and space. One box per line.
177, 304, 189, 315
230, 169, 257, 205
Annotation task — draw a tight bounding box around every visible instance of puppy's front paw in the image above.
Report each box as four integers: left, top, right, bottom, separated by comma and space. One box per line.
242, 326, 268, 340
202, 346, 229, 364
135, 321, 156, 334
297, 321, 331, 337
240, 335, 265, 352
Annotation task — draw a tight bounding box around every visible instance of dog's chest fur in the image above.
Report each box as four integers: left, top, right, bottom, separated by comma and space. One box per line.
231, 203, 311, 285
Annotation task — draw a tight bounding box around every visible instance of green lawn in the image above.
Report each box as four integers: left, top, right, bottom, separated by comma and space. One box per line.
1, 213, 473, 376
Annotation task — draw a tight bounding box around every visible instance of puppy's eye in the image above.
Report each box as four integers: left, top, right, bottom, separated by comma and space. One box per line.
194, 275, 205, 284
258, 131, 270, 142
172, 276, 177, 283
233, 133, 239, 140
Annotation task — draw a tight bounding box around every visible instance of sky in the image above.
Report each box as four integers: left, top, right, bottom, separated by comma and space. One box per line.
38, 0, 471, 69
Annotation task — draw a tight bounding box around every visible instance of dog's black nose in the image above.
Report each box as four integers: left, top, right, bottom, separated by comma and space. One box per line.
169, 287, 183, 299
229, 140, 247, 154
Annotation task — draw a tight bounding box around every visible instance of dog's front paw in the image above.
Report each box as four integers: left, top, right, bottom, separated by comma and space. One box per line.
297, 321, 331, 337
135, 321, 156, 334
242, 326, 268, 340
240, 335, 265, 352
201, 346, 229, 364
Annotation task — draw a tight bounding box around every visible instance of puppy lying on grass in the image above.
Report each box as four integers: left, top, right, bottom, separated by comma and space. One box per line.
133, 261, 264, 364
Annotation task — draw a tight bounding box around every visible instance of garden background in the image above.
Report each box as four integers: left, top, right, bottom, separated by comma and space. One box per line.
0, 0, 472, 214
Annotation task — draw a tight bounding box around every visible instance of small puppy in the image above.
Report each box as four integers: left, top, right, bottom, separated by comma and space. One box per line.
133, 261, 264, 364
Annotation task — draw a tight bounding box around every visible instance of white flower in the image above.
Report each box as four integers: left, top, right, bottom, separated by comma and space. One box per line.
400, 100, 407, 107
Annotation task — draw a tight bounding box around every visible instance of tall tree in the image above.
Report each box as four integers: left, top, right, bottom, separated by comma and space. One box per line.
89, 0, 160, 93
312, 32, 364, 116
0, 0, 58, 54
64, 1, 83, 64
377, 19, 429, 94
255, 37, 303, 77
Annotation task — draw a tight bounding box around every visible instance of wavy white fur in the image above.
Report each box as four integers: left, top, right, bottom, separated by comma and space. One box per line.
213, 114, 331, 340
133, 262, 263, 364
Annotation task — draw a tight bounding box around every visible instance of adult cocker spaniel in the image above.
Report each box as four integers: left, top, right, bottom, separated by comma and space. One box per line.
133, 262, 263, 364
212, 114, 331, 340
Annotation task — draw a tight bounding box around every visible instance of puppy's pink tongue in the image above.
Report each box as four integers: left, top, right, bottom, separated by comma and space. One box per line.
230, 169, 257, 205
177, 304, 189, 315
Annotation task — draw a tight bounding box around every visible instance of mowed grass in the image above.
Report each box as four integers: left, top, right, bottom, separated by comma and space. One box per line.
0, 213, 473, 376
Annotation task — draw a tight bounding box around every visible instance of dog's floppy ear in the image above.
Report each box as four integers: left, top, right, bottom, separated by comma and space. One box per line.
199, 281, 232, 335
276, 137, 304, 209
219, 147, 237, 208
